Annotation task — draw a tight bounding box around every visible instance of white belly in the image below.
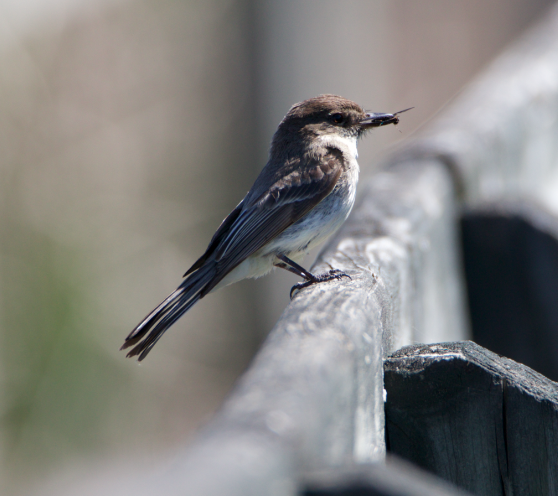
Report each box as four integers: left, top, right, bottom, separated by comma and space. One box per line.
213, 135, 360, 291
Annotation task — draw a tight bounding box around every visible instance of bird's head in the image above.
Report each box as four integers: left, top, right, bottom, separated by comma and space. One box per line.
274, 94, 411, 145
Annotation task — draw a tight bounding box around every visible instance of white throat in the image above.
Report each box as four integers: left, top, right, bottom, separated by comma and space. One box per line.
318, 133, 359, 159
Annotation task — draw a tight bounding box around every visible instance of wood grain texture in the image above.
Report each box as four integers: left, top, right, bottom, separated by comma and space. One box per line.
385, 341, 558, 496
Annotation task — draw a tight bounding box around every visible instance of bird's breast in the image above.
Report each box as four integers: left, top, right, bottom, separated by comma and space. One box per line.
264, 157, 359, 257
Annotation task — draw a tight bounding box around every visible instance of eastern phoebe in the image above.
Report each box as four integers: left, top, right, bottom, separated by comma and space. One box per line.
122, 95, 410, 360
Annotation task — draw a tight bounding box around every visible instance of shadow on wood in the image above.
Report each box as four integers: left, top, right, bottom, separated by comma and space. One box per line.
461, 206, 558, 381
302, 455, 472, 496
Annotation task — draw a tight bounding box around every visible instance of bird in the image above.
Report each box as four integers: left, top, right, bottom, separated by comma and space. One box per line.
122, 95, 411, 360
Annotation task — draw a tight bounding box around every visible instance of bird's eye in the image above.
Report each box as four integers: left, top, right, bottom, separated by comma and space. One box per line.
331, 113, 344, 124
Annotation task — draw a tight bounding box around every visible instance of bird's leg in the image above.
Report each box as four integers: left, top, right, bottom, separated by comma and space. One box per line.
274, 254, 316, 280
274, 254, 351, 298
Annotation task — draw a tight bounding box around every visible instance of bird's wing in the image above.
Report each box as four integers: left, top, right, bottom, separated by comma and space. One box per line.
122, 148, 344, 360
184, 199, 245, 276
198, 147, 345, 295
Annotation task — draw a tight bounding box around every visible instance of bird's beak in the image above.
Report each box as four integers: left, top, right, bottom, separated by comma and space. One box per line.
359, 107, 414, 128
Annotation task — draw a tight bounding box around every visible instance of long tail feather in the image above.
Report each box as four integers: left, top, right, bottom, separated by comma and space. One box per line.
121, 263, 215, 360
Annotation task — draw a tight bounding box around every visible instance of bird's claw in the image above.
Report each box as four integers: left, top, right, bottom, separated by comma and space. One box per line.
325, 269, 351, 281
289, 269, 351, 299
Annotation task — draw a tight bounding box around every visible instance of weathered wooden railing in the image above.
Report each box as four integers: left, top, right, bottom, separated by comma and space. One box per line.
47, 4, 558, 495
145, 154, 469, 495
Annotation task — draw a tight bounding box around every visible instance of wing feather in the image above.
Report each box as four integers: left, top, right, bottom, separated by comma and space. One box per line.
198, 149, 345, 294
183, 199, 245, 276
123, 148, 345, 359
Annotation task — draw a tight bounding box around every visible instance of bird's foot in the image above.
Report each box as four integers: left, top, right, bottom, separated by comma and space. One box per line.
290, 269, 351, 298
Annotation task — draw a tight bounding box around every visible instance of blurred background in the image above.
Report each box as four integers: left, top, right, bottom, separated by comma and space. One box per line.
0, 0, 555, 493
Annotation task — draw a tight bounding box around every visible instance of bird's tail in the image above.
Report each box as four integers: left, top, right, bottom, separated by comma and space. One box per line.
121, 262, 216, 361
